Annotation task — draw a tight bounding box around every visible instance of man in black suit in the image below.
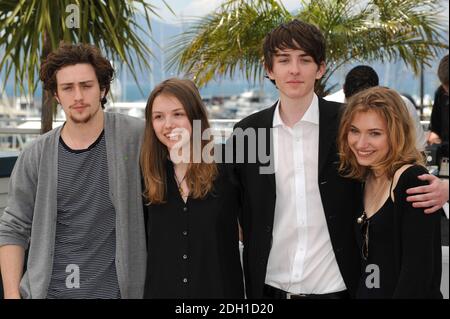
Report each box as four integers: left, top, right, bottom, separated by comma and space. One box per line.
229, 20, 360, 299
229, 19, 444, 299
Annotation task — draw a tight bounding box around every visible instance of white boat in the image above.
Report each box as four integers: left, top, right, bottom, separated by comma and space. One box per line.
105, 101, 147, 119
223, 89, 275, 119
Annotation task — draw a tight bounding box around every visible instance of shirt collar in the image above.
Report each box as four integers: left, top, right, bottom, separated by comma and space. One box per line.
273, 94, 320, 127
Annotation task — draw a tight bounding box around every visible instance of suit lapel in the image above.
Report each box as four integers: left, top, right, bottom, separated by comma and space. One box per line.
318, 98, 339, 176
262, 104, 277, 192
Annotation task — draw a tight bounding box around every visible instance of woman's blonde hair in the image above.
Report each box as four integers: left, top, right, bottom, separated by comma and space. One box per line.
338, 86, 424, 181
140, 78, 218, 204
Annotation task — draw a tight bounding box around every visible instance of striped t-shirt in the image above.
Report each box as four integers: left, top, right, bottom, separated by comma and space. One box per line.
47, 131, 120, 299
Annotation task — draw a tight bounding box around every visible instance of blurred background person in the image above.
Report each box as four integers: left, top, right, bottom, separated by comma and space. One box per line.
340, 65, 427, 151
428, 54, 448, 149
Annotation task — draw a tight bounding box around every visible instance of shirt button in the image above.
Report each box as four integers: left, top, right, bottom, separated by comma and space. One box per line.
182, 254, 188, 260
182, 231, 188, 236
183, 278, 188, 283
183, 207, 188, 212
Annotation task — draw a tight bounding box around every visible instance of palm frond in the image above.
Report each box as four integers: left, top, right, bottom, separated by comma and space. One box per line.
168, 0, 448, 95
0, 0, 171, 94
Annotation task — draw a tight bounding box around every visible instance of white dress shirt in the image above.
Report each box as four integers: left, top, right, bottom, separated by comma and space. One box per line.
400, 96, 427, 152
265, 94, 346, 294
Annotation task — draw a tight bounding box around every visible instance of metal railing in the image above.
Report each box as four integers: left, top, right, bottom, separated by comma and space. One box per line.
0, 118, 62, 151
0, 117, 431, 152
0, 118, 241, 152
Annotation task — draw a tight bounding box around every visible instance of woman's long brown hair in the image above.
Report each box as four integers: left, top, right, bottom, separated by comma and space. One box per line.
140, 78, 218, 204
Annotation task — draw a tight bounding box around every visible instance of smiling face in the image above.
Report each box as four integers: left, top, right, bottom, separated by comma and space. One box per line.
151, 94, 192, 151
55, 63, 104, 124
347, 110, 390, 169
266, 48, 325, 102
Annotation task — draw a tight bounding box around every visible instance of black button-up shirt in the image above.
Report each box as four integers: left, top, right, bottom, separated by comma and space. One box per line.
143, 161, 244, 298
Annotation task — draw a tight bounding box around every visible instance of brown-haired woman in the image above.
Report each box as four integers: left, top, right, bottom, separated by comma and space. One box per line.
338, 86, 442, 298
140, 78, 244, 298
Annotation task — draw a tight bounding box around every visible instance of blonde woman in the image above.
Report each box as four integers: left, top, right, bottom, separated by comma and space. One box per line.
140, 78, 244, 298
338, 86, 442, 298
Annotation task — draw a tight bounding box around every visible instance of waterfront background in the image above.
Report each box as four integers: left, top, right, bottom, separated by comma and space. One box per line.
0, 0, 449, 149
0, 0, 448, 299
1, 0, 448, 105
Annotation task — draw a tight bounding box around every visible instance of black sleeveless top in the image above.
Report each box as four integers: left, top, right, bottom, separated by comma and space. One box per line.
355, 165, 442, 299
356, 197, 397, 298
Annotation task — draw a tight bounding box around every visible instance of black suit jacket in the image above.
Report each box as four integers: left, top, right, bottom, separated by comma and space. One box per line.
229, 98, 362, 298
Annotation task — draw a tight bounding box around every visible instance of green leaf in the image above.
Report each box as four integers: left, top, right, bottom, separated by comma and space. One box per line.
169, 0, 448, 95
0, 0, 172, 132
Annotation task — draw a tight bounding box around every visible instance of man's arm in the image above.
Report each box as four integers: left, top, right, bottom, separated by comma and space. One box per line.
406, 174, 448, 213
0, 144, 39, 298
0, 245, 24, 298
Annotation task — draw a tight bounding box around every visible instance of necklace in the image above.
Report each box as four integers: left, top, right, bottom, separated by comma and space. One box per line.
173, 169, 187, 196
361, 175, 390, 219
357, 211, 367, 224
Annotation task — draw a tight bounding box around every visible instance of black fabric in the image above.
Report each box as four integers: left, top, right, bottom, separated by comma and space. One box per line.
356, 165, 442, 299
230, 99, 362, 299
441, 213, 448, 246
429, 86, 449, 149
356, 197, 397, 298
143, 161, 244, 299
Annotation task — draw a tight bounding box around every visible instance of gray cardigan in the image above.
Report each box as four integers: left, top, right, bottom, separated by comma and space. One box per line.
0, 112, 147, 299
